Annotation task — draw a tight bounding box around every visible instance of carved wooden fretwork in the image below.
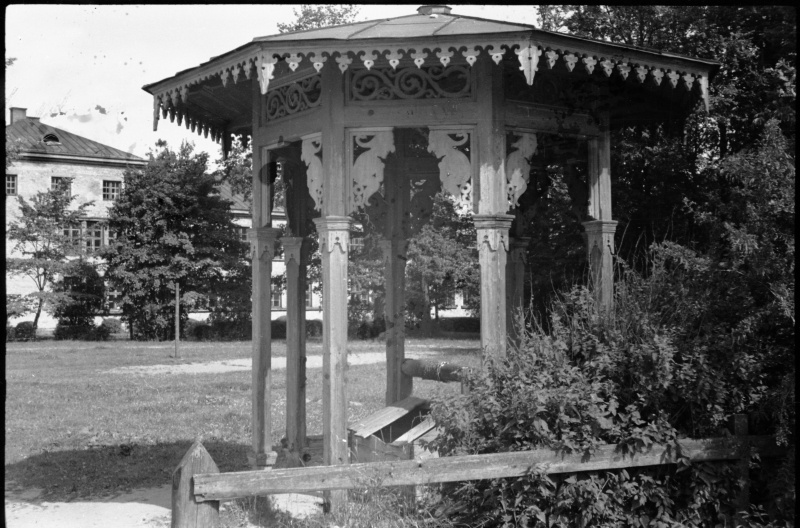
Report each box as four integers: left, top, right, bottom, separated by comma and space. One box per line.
301, 134, 324, 211
506, 132, 537, 207
264, 73, 321, 122
151, 40, 712, 139
516, 43, 542, 85
349, 131, 395, 213
348, 65, 472, 102
427, 130, 472, 207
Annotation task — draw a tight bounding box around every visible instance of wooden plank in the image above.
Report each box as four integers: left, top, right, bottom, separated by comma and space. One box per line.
401, 359, 465, 383
350, 433, 412, 464
348, 396, 428, 439
391, 417, 436, 446
194, 436, 781, 501
172, 440, 219, 528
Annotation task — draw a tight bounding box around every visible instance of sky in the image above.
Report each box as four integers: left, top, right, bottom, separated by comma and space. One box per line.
5, 4, 540, 165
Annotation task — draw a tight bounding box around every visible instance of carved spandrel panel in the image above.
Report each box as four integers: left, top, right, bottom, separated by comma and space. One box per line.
264, 73, 321, 122
349, 131, 395, 213
427, 130, 472, 207
301, 135, 323, 212
347, 65, 473, 102
506, 132, 538, 208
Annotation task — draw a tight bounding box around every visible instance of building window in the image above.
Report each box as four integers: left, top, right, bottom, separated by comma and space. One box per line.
306, 286, 314, 308
238, 227, 248, 242
51, 176, 72, 197
106, 291, 122, 312
6, 174, 17, 196
102, 180, 121, 201
272, 291, 283, 309
63, 225, 81, 251
84, 221, 104, 254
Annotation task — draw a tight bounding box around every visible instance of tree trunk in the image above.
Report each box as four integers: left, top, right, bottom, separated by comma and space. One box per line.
32, 297, 43, 335
420, 276, 433, 336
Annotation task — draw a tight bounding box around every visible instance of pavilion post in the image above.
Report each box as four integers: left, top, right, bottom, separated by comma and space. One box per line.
475, 55, 513, 358
582, 117, 617, 311
381, 238, 412, 405
281, 236, 308, 465
247, 222, 280, 468
317, 60, 350, 510
506, 236, 529, 346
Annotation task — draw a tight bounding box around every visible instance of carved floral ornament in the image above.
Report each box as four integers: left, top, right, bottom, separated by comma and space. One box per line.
152, 40, 711, 137
349, 131, 396, 213
427, 129, 473, 207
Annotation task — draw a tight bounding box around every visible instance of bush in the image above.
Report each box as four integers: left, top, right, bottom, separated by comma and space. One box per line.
306, 319, 323, 338
13, 321, 36, 341
438, 317, 480, 333
101, 318, 123, 334
6, 325, 17, 342
55, 322, 111, 341
427, 244, 794, 526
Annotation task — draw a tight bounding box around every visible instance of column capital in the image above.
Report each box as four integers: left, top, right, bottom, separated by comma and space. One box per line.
280, 236, 309, 264
581, 219, 618, 236
313, 216, 353, 253
248, 227, 281, 261
474, 214, 514, 253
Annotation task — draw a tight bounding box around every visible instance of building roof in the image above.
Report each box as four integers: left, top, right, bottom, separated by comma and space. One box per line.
217, 181, 250, 214
6, 114, 145, 164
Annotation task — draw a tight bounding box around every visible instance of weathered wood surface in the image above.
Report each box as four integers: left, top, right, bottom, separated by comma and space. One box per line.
172, 440, 219, 528
193, 436, 782, 502
391, 417, 436, 446
401, 359, 465, 383
348, 396, 428, 439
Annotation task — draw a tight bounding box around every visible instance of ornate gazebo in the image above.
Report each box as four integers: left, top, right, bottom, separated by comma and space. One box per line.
143, 5, 717, 478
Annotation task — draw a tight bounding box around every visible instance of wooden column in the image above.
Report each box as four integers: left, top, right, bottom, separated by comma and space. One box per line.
474, 54, 513, 358
506, 236, 529, 345
381, 238, 412, 405
318, 53, 350, 510
247, 226, 280, 469
582, 117, 617, 311
474, 214, 514, 357
313, 217, 352, 493
281, 236, 308, 466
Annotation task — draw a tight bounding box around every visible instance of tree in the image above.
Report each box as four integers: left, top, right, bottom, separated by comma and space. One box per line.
6, 186, 93, 331
52, 261, 106, 339
277, 4, 360, 33
405, 192, 478, 334
104, 141, 247, 340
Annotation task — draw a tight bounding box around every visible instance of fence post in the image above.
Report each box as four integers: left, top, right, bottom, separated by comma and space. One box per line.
731, 414, 750, 526
172, 440, 220, 528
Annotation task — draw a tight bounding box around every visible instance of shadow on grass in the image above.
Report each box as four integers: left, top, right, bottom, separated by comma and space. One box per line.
5, 439, 250, 502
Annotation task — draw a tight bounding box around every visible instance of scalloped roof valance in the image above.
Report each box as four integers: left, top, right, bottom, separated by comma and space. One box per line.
143, 8, 719, 144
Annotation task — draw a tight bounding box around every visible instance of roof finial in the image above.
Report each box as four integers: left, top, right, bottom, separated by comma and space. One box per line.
417, 5, 452, 16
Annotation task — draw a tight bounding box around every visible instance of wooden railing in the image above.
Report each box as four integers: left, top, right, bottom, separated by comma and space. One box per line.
171, 415, 785, 527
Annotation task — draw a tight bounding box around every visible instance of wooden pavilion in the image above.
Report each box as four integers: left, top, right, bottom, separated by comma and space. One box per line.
143, 4, 717, 484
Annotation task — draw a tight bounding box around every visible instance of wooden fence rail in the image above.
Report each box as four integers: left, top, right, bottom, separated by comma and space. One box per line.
173, 429, 784, 527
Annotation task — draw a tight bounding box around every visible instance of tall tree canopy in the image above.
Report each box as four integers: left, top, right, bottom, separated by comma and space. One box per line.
276, 4, 359, 33
104, 141, 246, 340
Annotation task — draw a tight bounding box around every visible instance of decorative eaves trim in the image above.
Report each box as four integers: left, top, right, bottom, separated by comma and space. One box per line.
147, 35, 716, 142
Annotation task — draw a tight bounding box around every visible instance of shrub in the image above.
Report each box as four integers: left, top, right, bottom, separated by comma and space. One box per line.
306, 319, 323, 338
438, 317, 480, 333
427, 243, 794, 526
55, 322, 111, 341
101, 318, 123, 334
6, 325, 17, 342
14, 321, 36, 341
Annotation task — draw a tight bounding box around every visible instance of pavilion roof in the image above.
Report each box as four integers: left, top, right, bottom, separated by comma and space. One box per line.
143, 5, 720, 143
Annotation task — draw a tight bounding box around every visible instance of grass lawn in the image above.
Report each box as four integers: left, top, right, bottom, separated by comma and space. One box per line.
5, 337, 480, 524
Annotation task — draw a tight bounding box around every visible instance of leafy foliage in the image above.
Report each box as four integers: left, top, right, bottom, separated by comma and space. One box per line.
6, 187, 93, 330
276, 4, 360, 33
104, 141, 247, 340
405, 192, 479, 333
52, 261, 106, 338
